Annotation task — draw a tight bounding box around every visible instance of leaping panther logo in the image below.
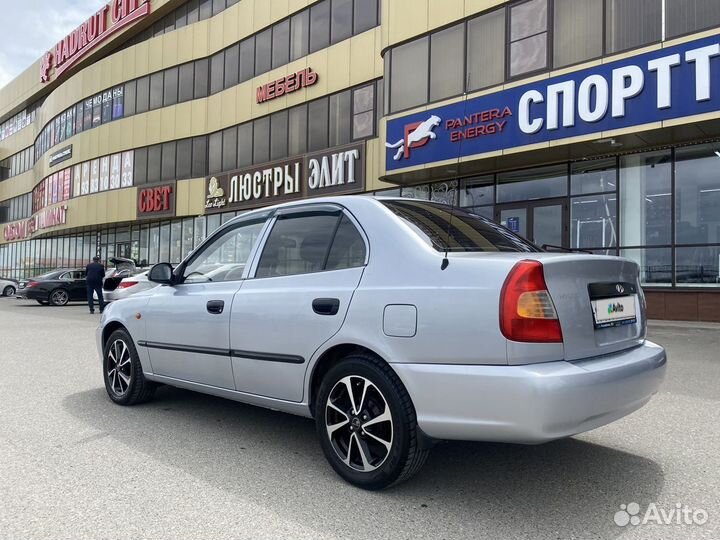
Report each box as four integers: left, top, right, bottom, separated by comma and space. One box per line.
386, 115, 441, 160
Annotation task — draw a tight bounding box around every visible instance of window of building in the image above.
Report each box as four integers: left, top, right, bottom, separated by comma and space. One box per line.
192, 136, 208, 178
571, 194, 617, 249
150, 72, 164, 110
675, 246, 720, 285
389, 37, 428, 113
224, 44, 239, 88
179, 63, 194, 102
75, 101, 85, 133
272, 19, 290, 69
194, 58, 209, 99
553, 0, 603, 68
256, 213, 340, 277
430, 24, 464, 101
239, 37, 255, 82
92, 94, 102, 126
101, 90, 113, 123
136, 77, 150, 113
308, 97, 329, 152
354, 0, 378, 34
619, 150, 672, 247
237, 123, 253, 168
497, 164, 568, 203
112, 87, 124, 119
674, 144, 720, 246
255, 28, 272, 75
212, 0, 226, 16
329, 90, 351, 147
666, 0, 720, 38
210, 51, 225, 95
290, 10, 310, 60
187, 0, 199, 23
509, 0, 548, 77
174, 3, 187, 28
123, 81, 136, 117
176, 138, 192, 179
571, 159, 617, 195
331, 0, 353, 44
199, 0, 212, 20
208, 132, 223, 175
310, 0, 331, 53
605, 0, 662, 54
222, 126, 238, 172
161, 142, 176, 182
288, 105, 308, 156
253, 117, 270, 164
621, 247, 672, 285
147, 144, 162, 183
134, 147, 148, 185
270, 111, 288, 161
352, 84, 374, 139
164, 67, 179, 107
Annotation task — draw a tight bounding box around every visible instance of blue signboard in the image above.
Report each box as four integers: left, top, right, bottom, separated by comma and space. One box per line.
506, 217, 520, 233
385, 35, 720, 171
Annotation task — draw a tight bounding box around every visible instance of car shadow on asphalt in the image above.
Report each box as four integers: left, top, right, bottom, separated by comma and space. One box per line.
63, 385, 664, 538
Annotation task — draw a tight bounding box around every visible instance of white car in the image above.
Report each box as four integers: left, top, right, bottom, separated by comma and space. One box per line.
104, 271, 155, 302
0, 277, 18, 297
98, 196, 666, 489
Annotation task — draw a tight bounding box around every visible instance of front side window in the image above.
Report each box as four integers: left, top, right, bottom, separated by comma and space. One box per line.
509, 0, 548, 77
183, 218, 267, 283
382, 200, 538, 253
256, 212, 364, 278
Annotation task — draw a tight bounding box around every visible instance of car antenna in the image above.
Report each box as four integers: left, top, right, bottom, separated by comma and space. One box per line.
441, 75, 471, 271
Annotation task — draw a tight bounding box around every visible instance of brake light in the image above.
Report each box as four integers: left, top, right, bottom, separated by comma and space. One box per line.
25, 281, 38, 288
499, 260, 563, 343
117, 281, 138, 289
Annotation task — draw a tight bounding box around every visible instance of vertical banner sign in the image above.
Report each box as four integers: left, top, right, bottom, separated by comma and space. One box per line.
121, 151, 134, 187
99, 156, 110, 191
109, 153, 121, 189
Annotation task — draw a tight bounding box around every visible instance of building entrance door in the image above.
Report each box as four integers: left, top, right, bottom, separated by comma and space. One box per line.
496, 199, 568, 249
115, 242, 131, 259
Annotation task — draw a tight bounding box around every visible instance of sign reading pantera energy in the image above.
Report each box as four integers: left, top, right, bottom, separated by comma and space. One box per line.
386, 35, 720, 171
205, 143, 364, 213
40, 0, 150, 83
2, 205, 68, 242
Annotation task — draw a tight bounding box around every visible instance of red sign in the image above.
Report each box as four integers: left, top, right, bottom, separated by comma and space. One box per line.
256, 68, 318, 104
446, 107, 513, 142
41, 0, 151, 83
137, 184, 175, 217
3, 206, 68, 242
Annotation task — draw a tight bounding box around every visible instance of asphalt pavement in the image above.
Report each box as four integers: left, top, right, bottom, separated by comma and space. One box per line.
0, 298, 718, 539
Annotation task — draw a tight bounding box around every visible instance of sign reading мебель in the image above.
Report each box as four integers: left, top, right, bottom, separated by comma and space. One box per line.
205, 143, 365, 213
386, 35, 720, 171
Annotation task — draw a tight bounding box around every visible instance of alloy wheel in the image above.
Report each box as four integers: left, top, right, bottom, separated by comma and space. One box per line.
3, 286, 14, 297
106, 339, 133, 397
51, 289, 69, 305
325, 375, 394, 472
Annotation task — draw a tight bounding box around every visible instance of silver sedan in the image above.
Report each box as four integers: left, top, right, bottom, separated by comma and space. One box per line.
97, 196, 666, 489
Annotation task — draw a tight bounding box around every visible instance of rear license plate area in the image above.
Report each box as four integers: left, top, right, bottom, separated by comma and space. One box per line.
588, 282, 638, 329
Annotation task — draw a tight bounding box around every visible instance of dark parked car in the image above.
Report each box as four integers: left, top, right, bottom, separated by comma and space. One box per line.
17, 269, 88, 306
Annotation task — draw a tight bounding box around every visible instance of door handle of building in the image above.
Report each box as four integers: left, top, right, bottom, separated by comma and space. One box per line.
206, 300, 224, 314
312, 298, 340, 316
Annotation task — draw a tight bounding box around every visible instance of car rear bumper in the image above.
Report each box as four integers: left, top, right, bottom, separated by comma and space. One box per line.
393, 340, 666, 444
17, 289, 47, 300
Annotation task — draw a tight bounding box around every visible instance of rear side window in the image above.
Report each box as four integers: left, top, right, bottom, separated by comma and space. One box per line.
256, 212, 366, 278
382, 200, 538, 253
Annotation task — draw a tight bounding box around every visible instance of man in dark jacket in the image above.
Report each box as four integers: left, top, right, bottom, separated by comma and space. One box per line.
85, 256, 106, 314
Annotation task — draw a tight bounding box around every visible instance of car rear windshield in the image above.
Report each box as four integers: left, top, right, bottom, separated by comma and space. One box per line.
381, 200, 538, 253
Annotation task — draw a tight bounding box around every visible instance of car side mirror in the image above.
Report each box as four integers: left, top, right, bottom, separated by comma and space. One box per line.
148, 263, 175, 285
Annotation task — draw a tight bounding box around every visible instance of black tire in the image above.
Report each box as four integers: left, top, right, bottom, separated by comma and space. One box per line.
36, 299, 49, 305
103, 328, 156, 406
315, 353, 429, 490
48, 288, 69, 306
3, 285, 15, 297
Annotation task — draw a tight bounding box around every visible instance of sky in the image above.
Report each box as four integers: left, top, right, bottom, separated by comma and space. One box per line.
0, 0, 107, 89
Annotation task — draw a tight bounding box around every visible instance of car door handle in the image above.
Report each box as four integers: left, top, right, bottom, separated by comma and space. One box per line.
206, 300, 225, 314
312, 298, 340, 316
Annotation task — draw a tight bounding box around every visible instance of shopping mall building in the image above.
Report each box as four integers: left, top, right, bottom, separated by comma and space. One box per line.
1, 0, 720, 320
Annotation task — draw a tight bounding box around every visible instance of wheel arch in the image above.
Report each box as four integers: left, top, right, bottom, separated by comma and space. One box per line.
102, 321, 129, 347
308, 343, 394, 416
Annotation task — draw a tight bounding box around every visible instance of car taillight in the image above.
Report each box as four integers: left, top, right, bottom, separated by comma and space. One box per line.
25, 281, 38, 288
499, 260, 563, 343
117, 281, 138, 289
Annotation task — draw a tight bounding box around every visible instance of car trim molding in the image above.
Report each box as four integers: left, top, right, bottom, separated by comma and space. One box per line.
136, 340, 305, 364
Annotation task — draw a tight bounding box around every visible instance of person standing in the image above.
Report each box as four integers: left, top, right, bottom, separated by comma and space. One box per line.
86, 256, 106, 314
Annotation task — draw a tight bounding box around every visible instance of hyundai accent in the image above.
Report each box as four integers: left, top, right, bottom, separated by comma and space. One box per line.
97, 196, 666, 489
